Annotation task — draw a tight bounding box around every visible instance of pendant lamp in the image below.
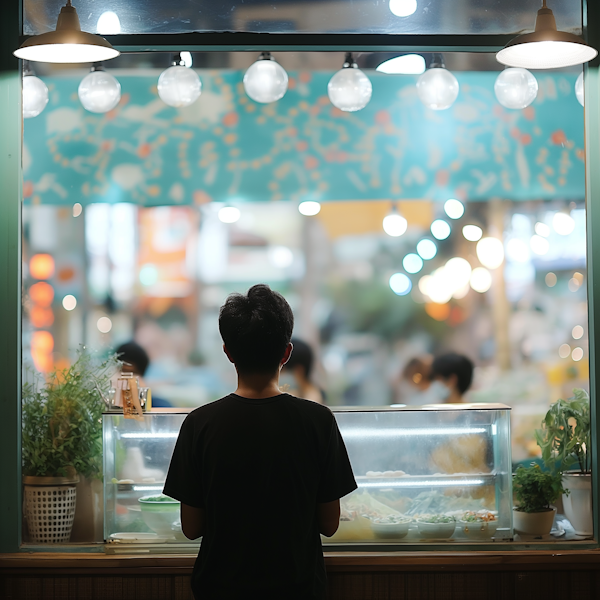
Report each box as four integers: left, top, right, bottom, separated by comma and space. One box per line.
496, 1, 597, 69
14, 1, 120, 64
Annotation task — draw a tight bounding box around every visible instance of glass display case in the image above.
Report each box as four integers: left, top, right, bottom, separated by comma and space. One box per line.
102, 403, 511, 550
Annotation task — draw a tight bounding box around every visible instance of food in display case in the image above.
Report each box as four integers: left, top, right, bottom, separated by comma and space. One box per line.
102, 403, 512, 549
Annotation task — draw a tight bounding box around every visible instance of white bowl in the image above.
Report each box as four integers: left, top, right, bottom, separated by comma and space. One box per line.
416, 520, 456, 539
458, 519, 498, 540
371, 520, 411, 539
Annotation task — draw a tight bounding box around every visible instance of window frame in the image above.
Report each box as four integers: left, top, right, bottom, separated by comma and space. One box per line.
0, 0, 598, 553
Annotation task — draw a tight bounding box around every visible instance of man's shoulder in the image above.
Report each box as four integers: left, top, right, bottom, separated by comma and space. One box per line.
186, 394, 236, 419
286, 394, 334, 420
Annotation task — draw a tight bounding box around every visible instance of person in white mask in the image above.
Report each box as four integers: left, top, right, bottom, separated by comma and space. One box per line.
429, 352, 474, 403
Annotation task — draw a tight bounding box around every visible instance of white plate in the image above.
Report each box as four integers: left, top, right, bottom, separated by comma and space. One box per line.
109, 532, 171, 544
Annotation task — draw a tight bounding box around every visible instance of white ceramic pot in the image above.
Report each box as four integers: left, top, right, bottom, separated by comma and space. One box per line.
562, 472, 593, 537
512, 507, 555, 536
416, 520, 456, 539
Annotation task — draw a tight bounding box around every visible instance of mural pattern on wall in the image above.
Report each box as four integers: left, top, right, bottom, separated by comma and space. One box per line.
23, 71, 584, 207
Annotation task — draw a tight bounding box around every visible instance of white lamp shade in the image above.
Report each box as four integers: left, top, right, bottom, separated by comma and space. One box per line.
158, 66, 202, 108
417, 67, 459, 110
243, 59, 288, 104
14, 4, 119, 64
328, 67, 373, 112
78, 70, 121, 113
23, 75, 49, 118
494, 68, 538, 109
575, 71, 584, 107
496, 6, 597, 69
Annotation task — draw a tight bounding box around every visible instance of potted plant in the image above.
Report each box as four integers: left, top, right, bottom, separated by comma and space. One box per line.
22, 350, 117, 543
512, 464, 566, 536
535, 388, 592, 537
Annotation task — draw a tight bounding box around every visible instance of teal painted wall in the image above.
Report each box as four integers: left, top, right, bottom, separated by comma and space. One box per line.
23, 71, 584, 207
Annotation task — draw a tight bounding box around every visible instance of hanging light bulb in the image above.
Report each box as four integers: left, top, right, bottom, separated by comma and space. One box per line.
382, 204, 408, 237
416, 53, 459, 111
575, 71, 584, 107
14, 1, 119, 64
243, 52, 288, 104
96, 11, 121, 35
376, 54, 426, 75
78, 64, 121, 113
496, 1, 597, 69
22, 62, 49, 119
158, 53, 202, 108
494, 67, 538, 109
328, 53, 373, 112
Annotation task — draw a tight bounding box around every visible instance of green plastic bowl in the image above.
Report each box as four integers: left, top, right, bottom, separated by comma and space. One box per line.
138, 494, 180, 513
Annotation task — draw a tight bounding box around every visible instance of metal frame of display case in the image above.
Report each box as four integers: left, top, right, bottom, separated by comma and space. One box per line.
0, 0, 599, 553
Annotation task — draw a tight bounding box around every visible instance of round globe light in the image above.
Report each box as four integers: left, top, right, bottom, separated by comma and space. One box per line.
417, 67, 459, 110
476, 237, 504, 269
534, 222, 550, 237
389, 0, 417, 18
158, 66, 201, 108
431, 219, 451, 240
552, 212, 575, 236
470, 267, 492, 293
445, 257, 472, 288
575, 71, 584, 106
96, 11, 121, 35
383, 213, 408, 237
506, 238, 530, 263
444, 198, 465, 219
530, 235, 550, 255
298, 201, 321, 216
62, 294, 77, 311
78, 69, 121, 113
403, 253, 423, 274
218, 206, 241, 223
328, 66, 373, 112
243, 55, 288, 104
389, 273, 412, 296
23, 75, 49, 118
572, 325, 584, 340
462, 225, 483, 242
494, 67, 538, 109
416, 239, 437, 260
572, 347, 584, 362
97, 316, 112, 333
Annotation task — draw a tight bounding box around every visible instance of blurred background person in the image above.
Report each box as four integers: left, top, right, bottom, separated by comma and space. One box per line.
394, 355, 433, 405
116, 341, 172, 407
429, 352, 474, 403
280, 337, 325, 404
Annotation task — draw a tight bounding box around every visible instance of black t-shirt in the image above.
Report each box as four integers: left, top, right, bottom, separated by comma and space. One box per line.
163, 393, 357, 600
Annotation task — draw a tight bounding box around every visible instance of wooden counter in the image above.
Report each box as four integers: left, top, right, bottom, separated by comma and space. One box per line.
3, 549, 600, 599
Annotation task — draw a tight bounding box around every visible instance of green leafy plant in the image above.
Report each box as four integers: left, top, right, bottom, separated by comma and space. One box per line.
22, 350, 119, 479
513, 464, 566, 513
535, 388, 590, 473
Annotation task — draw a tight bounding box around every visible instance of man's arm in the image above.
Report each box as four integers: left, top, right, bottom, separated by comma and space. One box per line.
317, 499, 340, 537
181, 503, 205, 540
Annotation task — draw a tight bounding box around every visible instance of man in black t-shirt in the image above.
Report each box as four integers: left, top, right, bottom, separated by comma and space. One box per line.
164, 284, 357, 600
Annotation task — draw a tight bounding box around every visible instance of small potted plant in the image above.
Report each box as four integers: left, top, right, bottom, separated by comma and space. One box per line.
535, 388, 591, 536
22, 349, 117, 543
512, 463, 566, 536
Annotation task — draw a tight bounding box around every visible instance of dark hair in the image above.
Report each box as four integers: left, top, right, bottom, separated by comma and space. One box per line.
116, 341, 150, 376
219, 284, 294, 374
285, 338, 314, 379
431, 353, 474, 395
402, 357, 431, 385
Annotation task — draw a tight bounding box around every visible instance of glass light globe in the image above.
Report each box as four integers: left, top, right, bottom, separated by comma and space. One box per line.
243, 57, 288, 104
78, 70, 121, 113
383, 213, 407, 237
389, 273, 412, 296
575, 71, 584, 106
389, 0, 417, 18
417, 67, 459, 110
23, 75, 49, 118
476, 237, 504, 270
494, 68, 538, 109
328, 66, 373, 112
96, 11, 121, 34
298, 201, 321, 216
158, 66, 201, 108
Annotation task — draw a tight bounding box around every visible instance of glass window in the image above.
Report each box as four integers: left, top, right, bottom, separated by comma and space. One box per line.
21, 52, 591, 546
24, 0, 582, 36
